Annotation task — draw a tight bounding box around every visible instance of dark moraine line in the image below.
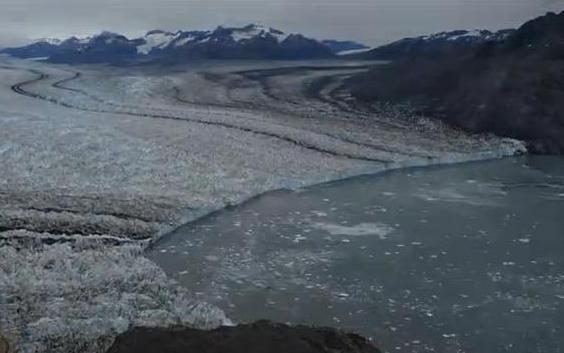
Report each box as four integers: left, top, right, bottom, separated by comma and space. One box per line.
176, 70, 430, 159
52, 71, 82, 91
173, 84, 425, 160
303, 73, 412, 131
302, 74, 359, 114
233, 65, 375, 77
0, 223, 141, 239
52, 71, 107, 104
25, 206, 155, 223
234, 65, 371, 107
0, 232, 136, 247
52, 71, 135, 110
9, 67, 391, 164
235, 69, 299, 105
237, 66, 413, 133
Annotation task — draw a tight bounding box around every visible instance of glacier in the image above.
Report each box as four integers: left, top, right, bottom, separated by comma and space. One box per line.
0, 55, 526, 352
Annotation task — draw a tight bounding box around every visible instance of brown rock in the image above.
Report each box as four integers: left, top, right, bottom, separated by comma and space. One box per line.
106, 320, 381, 353
0, 334, 11, 353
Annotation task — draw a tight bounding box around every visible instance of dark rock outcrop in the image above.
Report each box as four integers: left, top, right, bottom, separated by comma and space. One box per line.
106, 321, 381, 353
345, 11, 564, 154
0, 333, 11, 353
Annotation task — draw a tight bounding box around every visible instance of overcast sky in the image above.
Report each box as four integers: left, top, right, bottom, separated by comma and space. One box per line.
0, 0, 561, 47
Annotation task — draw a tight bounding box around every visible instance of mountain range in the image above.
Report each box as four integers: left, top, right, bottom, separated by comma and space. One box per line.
2, 24, 520, 64
1, 25, 368, 63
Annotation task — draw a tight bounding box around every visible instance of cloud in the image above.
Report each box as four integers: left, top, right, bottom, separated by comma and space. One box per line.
0, 0, 560, 47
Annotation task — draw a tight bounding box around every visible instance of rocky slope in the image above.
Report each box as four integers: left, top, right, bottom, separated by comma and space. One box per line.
345, 11, 564, 154
106, 321, 381, 353
351, 29, 513, 60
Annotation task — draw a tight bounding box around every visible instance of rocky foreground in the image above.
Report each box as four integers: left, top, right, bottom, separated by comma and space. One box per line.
106, 321, 381, 353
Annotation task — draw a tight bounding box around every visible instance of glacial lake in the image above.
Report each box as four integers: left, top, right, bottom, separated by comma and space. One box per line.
148, 156, 564, 353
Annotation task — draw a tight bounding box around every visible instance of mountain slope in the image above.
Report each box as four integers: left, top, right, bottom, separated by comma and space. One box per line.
345, 11, 564, 154
1, 40, 61, 59
354, 29, 514, 60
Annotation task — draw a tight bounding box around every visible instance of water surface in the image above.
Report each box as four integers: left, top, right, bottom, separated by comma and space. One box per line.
149, 156, 564, 353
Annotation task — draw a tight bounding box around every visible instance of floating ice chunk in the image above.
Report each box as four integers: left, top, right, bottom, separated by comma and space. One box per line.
416, 188, 500, 206
312, 222, 394, 239
442, 333, 457, 338
517, 238, 531, 244
311, 210, 328, 217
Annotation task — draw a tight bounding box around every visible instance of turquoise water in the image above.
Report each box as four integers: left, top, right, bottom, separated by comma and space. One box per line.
149, 156, 564, 353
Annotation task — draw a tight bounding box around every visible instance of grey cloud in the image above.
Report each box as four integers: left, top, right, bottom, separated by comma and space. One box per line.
0, 0, 561, 47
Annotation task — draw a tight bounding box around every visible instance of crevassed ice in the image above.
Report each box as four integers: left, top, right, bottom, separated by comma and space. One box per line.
0, 243, 231, 353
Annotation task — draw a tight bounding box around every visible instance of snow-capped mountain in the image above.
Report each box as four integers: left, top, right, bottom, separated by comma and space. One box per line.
134, 24, 333, 60
1, 25, 336, 63
353, 28, 515, 60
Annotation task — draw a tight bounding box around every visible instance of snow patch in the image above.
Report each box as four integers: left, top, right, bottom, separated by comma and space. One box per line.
137, 31, 178, 55
336, 48, 372, 56
230, 25, 289, 43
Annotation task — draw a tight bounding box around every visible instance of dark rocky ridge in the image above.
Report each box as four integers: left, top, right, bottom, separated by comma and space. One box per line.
106, 321, 381, 353
345, 11, 564, 154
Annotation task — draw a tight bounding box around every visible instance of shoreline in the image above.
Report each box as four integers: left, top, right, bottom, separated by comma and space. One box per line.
144, 139, 526, 251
